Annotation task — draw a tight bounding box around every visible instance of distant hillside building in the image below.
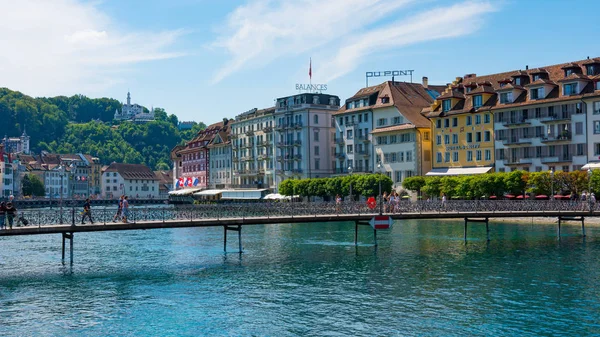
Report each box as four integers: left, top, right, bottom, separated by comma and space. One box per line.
114, 91, 155, 123
178, 121, 195, 130
2, 129, 30, 155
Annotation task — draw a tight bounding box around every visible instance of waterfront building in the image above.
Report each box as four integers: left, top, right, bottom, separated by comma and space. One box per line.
230, 93, 340, 190
0, 145, 14, 197
154, 170, 173, 199
273, 93, 340, 187
423, 77, 496, 175
580, 58, 600, 170
101, 163, 159, 199
336, 79, 442, 188
230, 107, 276, 188
208, 119, 233, 189
2, 129, 30, 155
173, 120, 230, 190
114, 91, 155, 123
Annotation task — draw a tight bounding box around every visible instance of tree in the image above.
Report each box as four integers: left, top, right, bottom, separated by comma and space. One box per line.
422, 176, 442, 199
402, 176, 426, 194
279, 179, 294, 196
22, 174, 45, 196
504, 170, 527, 195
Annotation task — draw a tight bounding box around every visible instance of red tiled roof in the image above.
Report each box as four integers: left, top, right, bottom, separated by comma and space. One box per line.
104, 163, 158, 180
424, 57, 600, 117
370, 124, 416, 134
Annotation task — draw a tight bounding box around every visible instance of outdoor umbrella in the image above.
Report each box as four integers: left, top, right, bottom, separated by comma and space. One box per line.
516, 195, 530, 199
535, 195, 549, 199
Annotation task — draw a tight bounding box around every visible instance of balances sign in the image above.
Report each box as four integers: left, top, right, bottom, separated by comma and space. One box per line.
295, 84, 327, 91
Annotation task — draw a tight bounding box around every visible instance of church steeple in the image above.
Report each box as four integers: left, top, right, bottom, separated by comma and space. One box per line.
127, 91, 131, 105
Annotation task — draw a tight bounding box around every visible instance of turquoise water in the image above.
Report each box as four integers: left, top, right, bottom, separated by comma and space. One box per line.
1, 220, 599, 336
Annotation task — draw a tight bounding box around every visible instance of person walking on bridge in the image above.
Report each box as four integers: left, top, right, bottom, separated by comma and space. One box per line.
81, 198, 94, 224
113, 195, 124, 222
5, 202, 16, 230
122, 196, 129, 223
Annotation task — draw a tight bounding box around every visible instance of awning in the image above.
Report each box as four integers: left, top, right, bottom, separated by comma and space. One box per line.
425, 167, 493, 176
168, 188, 202, 196
582, 163, 600, 170
194, 189, 226, 196
221, 189, 269, 200
264, 193, 291, 200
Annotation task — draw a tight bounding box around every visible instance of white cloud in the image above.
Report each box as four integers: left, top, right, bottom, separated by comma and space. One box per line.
0, 0, 184, 96
210, 0, 417, 83
212, 0, 497, 83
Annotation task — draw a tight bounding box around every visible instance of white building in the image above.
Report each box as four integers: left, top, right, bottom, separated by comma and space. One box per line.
209, 119, 233, 189
273, 93, 340, 187
2, 129, 30, 155
230, 107, 276, 188
101, 163, 160, 199
114, 91, 155, 122
335, 80, 441, 188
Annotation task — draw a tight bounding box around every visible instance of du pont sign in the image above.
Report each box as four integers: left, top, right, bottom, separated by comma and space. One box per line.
295, 83, 328, 92
366, 70, 414, 86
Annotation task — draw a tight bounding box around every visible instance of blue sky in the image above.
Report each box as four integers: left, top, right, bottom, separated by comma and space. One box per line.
2, 0, 600, 125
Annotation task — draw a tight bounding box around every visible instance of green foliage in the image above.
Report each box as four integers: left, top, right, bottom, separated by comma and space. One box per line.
279, 174, 393, 198
0, 87, 206, 170
402, 176, 426, 193
22, 174, 45, 196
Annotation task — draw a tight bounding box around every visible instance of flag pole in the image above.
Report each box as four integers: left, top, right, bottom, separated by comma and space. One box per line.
309, 58, 312, 91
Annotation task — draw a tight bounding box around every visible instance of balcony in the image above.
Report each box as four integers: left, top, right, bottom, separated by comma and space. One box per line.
230, 134, 238, 139
358, 149, 370, 157
293, 122, 303, 129
259, 141, 271, 147
263, 126, 273, 133
334, 137, 345, 145
257, 154, 269, 161
541, 134, 572, 144
356, 135, 370, 142
335, 152, 346, 159
232, 157, 239, 162
242, 143, 254, 149
293, 154, 302, 161
292, 169, 303, 174
540, 114, 571, 123
258, 169, 266, 175
501, 138, 532, 147
276, 156, 284, 162
503, 158, 533, 166
276, 169, 285, 175
502, 118, 531, 127
242, 156, 254, 162
542, 156, 572, 164
294, 140, 302, 147
275, 124, 288, 131
245, 130, 255, 136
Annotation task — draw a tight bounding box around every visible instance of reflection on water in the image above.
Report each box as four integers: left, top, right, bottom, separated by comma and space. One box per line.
0, 220, 599, 336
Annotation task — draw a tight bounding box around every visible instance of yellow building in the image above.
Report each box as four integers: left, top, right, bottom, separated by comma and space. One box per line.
422, 77, 495, 175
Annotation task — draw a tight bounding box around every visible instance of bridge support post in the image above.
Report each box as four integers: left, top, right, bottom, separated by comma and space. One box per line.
62, 232, 74, 264
355, 221, 376, 246
582, 217, 586, 237
223, 225, 242, 253
464, 217, 490, 242
557, 218, 561, 238
557, 215, 586, 238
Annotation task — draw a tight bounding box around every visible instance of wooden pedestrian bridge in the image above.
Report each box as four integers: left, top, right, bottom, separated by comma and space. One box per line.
0, 201, 596, 262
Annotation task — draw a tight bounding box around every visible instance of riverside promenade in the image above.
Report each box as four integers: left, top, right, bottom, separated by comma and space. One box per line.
0, 200, 596, 261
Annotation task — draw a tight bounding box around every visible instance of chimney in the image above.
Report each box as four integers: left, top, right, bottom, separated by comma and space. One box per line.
464, 73, 476, 79
526, 65, 529, 70
422, 76, 429, 89
223, 118, 228, 125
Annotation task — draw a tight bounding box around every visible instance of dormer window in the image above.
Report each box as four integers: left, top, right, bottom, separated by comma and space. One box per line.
564, 83, 578, 96
587, 65, 598, 76
514, 77, 521, 86
346, 102, 352, 109
466, 87, 472, 93
596, 81, 600, 91
532, 74, 541, 81
473, 95, 483, 108
565, 69, 575, 76
530, 87, 544, 100
381, 96, 390, 104
442, 99, 451, 112
499, 82, 505, 88
500, 92, 513, 104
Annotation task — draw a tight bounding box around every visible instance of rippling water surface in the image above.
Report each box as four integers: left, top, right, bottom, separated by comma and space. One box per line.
1, 220, 599, 336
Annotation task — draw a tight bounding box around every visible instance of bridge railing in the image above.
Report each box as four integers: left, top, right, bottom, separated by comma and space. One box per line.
7, 200, 598, 228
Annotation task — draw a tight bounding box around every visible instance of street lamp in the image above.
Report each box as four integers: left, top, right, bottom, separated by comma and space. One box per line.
58, 165, 64, 224
588, 168, 593, 211
348, 165, 353, 202
377, 162, 383, 215
550, 168, 554, 200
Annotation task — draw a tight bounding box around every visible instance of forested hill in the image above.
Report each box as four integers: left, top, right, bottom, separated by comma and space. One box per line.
0, 87, 206, 170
